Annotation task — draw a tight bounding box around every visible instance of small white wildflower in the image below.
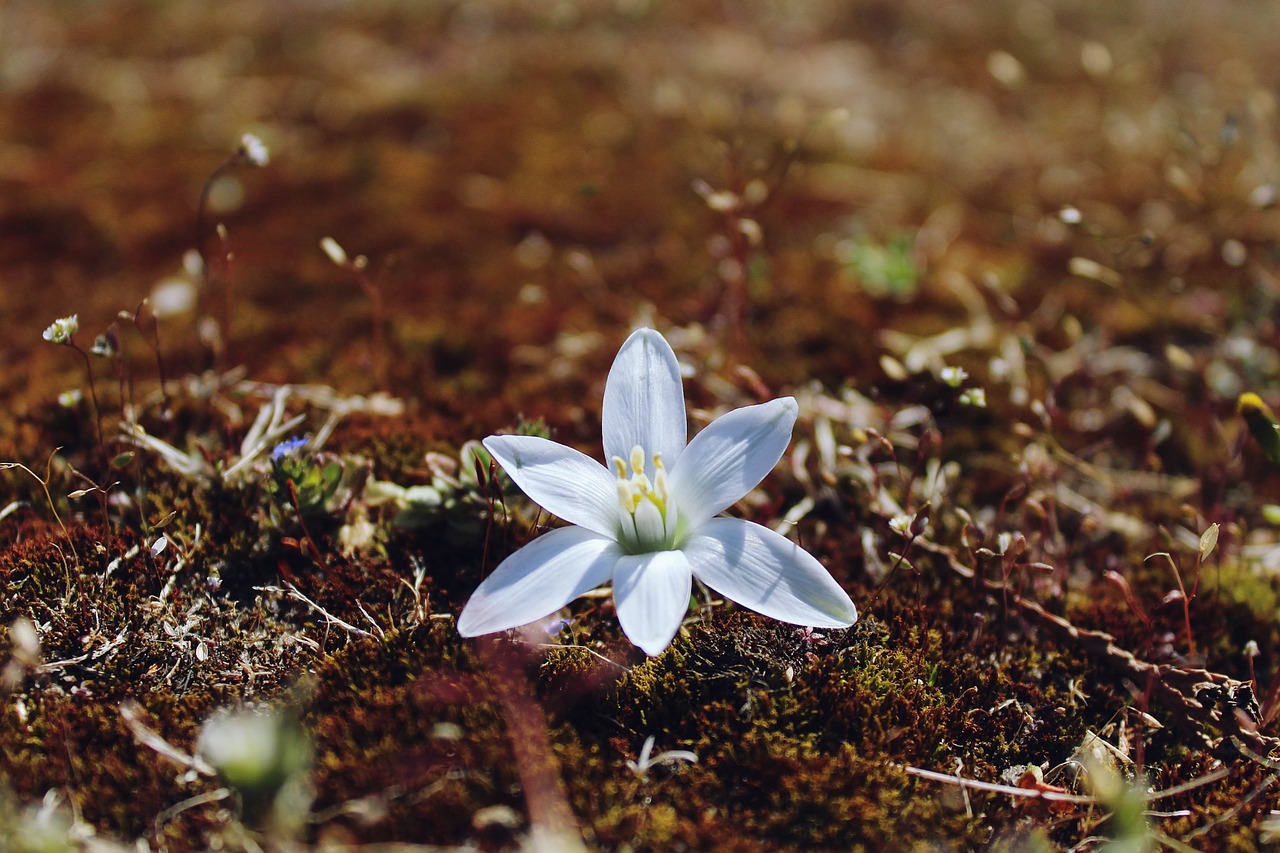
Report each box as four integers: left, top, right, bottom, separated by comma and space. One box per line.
150, 277, 198, 318
320, 237, 349, 266
240, 133, 270, 167
182, 248, 205, 277
42, 315, 78, 345
959, 388, 987, 408
57, 389, 83, 408
889, 513, 915, 537
939, 366, 968, 388
737, 218, 764, 245
1058, 206, 1082, 224
703, 190, 738, 212
1250, 184, 1277, 209
693, 179, 738, 212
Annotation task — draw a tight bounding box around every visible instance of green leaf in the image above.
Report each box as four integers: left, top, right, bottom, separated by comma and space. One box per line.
1198, 523, 1219, 560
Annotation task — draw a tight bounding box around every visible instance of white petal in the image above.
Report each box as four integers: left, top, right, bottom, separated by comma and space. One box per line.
484, 435, 619, 539
602, 328, 687, 467
684, 518, 856, 628
669, 397, 798, 531
458, 526, 621, 636
612, 549, 693, 656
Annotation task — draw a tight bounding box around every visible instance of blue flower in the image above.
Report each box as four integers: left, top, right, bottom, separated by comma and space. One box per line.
272, 436, 309, 461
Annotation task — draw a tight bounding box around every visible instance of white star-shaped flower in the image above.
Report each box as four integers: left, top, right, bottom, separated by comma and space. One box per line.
458, 328, 857, 656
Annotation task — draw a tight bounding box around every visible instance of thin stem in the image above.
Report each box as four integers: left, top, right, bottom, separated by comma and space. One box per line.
130, 301, 171, 417
1145, 551, 1196, 658
0, 454, 78, 570
286, 478, 332, 576
194, 159, 236, 279
69, 342, 103, 445
477, 639, 586, 851
194, 150, 253, 365
216, 224, 235, 364
354, 268, 385, 386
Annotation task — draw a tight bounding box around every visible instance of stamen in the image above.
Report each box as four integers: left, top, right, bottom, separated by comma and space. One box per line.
614, 444, 679, 552
652, 453, 669, 505
617, 479, 636, 513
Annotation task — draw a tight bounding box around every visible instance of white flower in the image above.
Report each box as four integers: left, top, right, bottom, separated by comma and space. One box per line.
939, 366, 968, 387
320, 236, 349, 266
888, 513, 915, 537
240, 132, 270, 167
458, 328, 857, 656
42, 315, 78, 345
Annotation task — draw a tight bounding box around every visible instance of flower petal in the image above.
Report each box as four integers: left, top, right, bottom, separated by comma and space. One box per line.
612, 549, 693, 656
669, 397, 798, 531
684, 518, 857, 628
483, 435, 619, 538
458, 526, 621, 636
602, 328, 687, 467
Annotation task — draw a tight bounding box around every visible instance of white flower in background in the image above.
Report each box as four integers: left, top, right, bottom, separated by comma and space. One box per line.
939, 365, 968, 387
458, 328, 857, 656
42, 315, 78, 345
320, 236, 349, 266
240, 132, 270, 167
197, 706, 309, 791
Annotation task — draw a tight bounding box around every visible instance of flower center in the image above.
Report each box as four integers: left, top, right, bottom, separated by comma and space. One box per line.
613, 445, 679, 553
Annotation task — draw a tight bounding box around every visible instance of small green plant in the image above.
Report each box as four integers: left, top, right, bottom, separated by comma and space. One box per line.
267, 438, 345, 521
842, 233, 919, 300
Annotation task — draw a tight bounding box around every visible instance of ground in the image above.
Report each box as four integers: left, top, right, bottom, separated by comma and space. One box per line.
3, 1, 1280, 850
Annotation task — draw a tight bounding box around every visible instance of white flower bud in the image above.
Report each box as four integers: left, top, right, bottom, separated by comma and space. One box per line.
320, 237, 348, 266
240, 133, 270, 167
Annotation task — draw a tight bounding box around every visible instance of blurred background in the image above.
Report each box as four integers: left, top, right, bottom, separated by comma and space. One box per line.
3, 0, 1280, 442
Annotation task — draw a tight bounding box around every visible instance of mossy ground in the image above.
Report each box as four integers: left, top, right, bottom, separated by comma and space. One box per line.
4, 1, 1280, 850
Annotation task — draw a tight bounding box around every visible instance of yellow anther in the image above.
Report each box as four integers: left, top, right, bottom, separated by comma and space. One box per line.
613, 444, 679, 552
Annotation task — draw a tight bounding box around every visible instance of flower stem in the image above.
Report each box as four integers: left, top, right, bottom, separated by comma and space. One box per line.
70, 342, 102, 445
